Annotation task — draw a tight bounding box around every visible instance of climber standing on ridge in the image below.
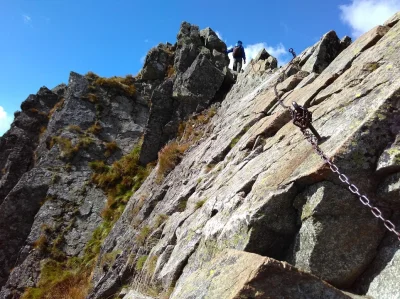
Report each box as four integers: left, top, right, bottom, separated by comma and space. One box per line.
226, 40, 246, 73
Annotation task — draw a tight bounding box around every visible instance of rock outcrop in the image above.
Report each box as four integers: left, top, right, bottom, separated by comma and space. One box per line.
1, 14, 400, 299
87, 14, 400, 299
139, 22, 231, 165
172, 249, 349, 298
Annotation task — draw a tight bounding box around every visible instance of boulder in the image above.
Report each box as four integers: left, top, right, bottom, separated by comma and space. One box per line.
200, 27, 226, 52
173, 53, 225, 114
171, 249, 350, 299
139, 44, 175, 81
174, 22, 202, 72
302, 30, 342, 74
340, 35, 352, 52
288, 182, 385, 288
254, 48, 270, 61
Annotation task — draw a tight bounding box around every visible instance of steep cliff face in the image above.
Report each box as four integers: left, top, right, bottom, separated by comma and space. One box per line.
0, 22, 236, 299
87, 13, 400, 299
0, 71, 150, 298
1, 13, 400, 299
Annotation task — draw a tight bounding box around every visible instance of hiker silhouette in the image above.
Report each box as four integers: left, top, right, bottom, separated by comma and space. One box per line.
226, 40, 246, 72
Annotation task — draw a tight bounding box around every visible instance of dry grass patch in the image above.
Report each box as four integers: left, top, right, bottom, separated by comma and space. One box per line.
156, 141, 189, 182
94, 76, 136, 97
48, 99, 65, 118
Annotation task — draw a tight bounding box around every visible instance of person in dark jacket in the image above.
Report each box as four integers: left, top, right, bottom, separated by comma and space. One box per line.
226, 40, 246, 72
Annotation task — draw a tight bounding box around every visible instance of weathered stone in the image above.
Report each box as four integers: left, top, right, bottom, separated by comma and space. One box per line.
211, 49, 227, 71
282, 24, 393, 108
0, 70, 149, 295
139, 79, 175, 165
171, 249, 350, 299
352, 210, 400, 298
0, 169, 51, 287
376, 135, 400, 173
340, 35, 352, 51
278, 71, 309, 92
0, 87, 61, 204
288, 181, 385, 288
254, 48, 270, 61
139, 44, 174, 80
384, 11, 400, 27
123, 290, 155, 299
285, 63, 300, 77
262, 56, 277, 70
173, 53, 225, 114
294, 72, 319, 89
293, 43, 318, 67
200, 27, 226, 52
302, 30, 341, 74
4, 14, 400, 299
174, 22, 202, 73
377, 172, 400, 203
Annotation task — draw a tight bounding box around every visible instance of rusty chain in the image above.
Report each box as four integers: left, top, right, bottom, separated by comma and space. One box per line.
302, 130, 400, 241
278, 48, 400, 241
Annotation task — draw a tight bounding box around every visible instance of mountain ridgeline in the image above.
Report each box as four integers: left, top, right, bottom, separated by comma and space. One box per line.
1, 13, 400, 299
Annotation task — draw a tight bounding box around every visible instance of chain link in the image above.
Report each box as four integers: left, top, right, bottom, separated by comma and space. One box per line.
302, 130, 400, 241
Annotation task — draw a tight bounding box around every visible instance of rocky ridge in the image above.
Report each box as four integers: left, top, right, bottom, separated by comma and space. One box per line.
0, 12, 400, 299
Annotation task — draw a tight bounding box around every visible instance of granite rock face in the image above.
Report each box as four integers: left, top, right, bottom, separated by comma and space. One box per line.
87, 13, 400, 299
139, 21, 231, 165
2, 13, 400, 299
0, 71, 149, 297
171, 249, 350, 299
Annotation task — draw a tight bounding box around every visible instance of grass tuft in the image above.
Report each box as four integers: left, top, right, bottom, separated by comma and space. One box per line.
94, 76, 136, 97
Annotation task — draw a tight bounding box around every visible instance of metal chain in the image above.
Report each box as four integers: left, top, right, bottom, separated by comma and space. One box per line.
274, 48, 399, 241
302, 129, 400, 241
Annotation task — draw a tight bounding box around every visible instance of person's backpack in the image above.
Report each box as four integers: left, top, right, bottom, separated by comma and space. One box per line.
232, 46, 241, 58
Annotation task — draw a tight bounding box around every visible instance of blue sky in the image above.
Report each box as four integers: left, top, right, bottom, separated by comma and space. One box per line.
1, 0, 399, 136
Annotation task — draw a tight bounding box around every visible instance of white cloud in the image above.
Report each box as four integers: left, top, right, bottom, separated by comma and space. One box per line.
0, 106, 13, 137
227, 42, 290, 70
339, 0, 400, 37
140, 55, 146, 64
22, 14, 33, 27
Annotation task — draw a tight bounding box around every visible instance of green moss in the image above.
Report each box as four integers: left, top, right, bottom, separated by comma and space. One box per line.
387, 148, 400, 164
100, 250, 122, 269
89, 140, 154, 222
146, 255, 158, 276
154, 214, 169, 229
78, 136, 94, 149
104, 141, 119, 158
51, 174, 61, 184
229, 136, 241, 149
136, 226, 151, 246
195, 199, 206, 210
67, 125, 82, 133
205, 164, 215, 173
178, 200, 187, 212
51, 136, 78, 160
135, 255, 148, 271
20, 287, 43, 299
87, 121, 102, 135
